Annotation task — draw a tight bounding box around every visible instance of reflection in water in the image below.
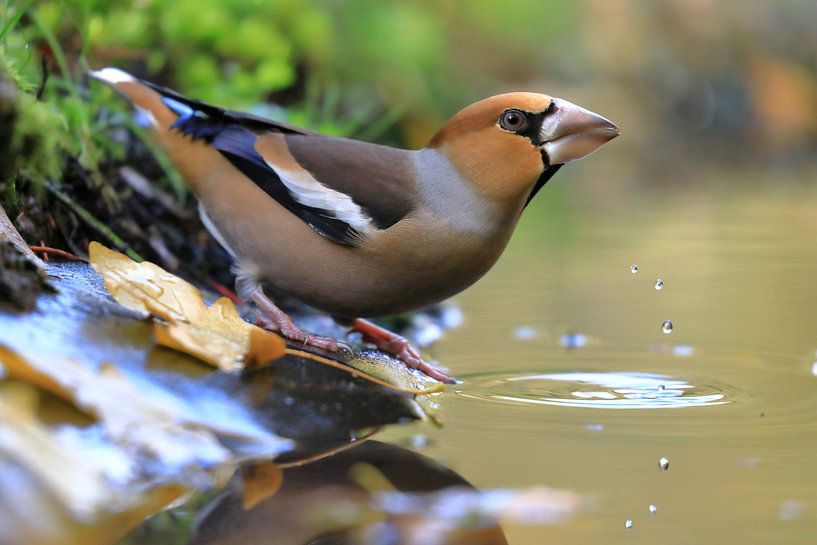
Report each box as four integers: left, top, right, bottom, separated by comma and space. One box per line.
458, 371, 727, 409
188, 441, 511, 545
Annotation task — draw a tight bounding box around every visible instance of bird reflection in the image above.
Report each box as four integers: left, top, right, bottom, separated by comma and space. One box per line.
188, 440, 508, 545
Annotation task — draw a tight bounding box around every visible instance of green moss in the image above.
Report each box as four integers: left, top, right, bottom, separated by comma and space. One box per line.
0, 51, 64, 209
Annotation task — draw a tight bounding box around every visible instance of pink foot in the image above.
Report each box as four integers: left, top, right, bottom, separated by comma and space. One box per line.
352, 318, 456, 384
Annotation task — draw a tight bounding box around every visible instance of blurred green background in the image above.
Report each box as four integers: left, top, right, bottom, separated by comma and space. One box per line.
3, 0, 817, 193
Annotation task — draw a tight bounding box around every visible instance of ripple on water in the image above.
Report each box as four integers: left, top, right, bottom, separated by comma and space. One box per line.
457, 371, 727, 410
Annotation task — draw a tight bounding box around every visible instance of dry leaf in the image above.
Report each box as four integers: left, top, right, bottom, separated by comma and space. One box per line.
89, 242, 285, 371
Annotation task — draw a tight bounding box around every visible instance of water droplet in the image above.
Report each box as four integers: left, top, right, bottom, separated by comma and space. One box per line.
513, 325, 537, 340
409, 434, 428, 449
673, 345, 695, 357
649, 504, 657, 515
658, 384, 666, 392
560, 332, 588, 349
630, 264, 638, 274
741, 457, 762, 469
659, 456, 670, 471
655, 278, 663, 290
778, 500, 808, 521
625, 519, 633, 529
661, 320, 673, 334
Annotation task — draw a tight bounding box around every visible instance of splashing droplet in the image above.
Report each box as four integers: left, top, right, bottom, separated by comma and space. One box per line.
625, 519, 633, 529
630, 264, 638, 274
655, 278, 663, 290
662, 320, 673, 334
658, 384, 666, 392
649, 504, 657, 515
659, 456, 670, 471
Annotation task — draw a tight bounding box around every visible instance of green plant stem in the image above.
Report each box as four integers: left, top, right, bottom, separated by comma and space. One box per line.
0, 0, 35, 43
46, 182, 143, 261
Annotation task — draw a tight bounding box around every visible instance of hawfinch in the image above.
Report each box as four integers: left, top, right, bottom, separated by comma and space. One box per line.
92, 68, 618, 383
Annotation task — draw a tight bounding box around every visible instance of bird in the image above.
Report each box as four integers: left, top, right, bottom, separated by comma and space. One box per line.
91, 67, 619, 384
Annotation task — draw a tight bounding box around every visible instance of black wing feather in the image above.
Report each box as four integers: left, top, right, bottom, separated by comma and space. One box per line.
142, 78, 362, 246
215, 128, 362, 245
140, 78, 314, 136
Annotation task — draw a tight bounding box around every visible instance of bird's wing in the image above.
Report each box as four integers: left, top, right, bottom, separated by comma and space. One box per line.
156, 86, 417, 247
139, 78, 316, 136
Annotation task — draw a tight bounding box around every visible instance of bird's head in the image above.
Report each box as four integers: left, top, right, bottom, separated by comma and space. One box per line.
428, 92, 619, 206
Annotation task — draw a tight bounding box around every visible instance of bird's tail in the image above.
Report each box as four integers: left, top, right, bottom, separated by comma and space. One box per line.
90, 67, 220, 187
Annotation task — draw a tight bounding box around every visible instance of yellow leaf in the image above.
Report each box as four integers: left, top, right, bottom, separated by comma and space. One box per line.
89, 242, 285, 371
240, 461, 283, 510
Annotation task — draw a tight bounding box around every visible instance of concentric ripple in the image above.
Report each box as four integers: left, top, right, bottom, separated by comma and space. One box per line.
457, 371, 728, 409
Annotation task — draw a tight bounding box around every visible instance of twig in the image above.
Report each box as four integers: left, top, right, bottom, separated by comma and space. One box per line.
208, 280, 242, 305
38, 240, 48, 262
28, 245, 89, 263
277, 427, 382, 469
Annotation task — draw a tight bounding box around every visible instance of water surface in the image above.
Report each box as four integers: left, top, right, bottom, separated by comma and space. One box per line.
381, 177, 817, 544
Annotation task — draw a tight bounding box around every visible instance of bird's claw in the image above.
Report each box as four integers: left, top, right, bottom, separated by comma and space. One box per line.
353, 318, 457, 384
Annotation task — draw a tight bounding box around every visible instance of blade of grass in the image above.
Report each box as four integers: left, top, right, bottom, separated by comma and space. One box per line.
0, 0, 36, 43
29, 9, 74, 85
46, 182, 144, 261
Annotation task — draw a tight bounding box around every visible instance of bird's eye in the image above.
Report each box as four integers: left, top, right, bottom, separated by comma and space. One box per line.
499, 109, 528, 132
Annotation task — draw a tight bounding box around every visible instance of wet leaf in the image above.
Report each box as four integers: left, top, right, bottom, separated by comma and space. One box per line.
240, 461, 283, 510
0, 344, 288, 464
89, 242, 285, 371
0, 343, 290, 544
0, 384, 190, 545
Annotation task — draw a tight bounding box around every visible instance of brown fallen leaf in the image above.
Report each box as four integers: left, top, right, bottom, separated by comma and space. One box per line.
89, 241, 285, 371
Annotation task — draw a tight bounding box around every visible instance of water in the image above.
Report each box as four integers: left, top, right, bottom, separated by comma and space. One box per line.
380, 180, 817, 545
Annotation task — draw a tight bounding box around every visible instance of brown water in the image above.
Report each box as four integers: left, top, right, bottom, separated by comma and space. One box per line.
380, 174, 817, 544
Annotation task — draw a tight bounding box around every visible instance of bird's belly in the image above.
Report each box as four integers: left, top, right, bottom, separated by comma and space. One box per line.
197, 184, 510, 319
253, 234, 502, 318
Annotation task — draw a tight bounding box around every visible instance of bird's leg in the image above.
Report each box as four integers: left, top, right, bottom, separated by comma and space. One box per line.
351, 318, 456, 384
250, 289, 342, 352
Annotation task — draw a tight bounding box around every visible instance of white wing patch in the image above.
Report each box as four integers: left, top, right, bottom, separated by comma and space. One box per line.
261, 160, 375, 234
198, 203, 237, 258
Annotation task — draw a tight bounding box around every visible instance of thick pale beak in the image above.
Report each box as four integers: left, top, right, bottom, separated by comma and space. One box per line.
540, 98, 619, 164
